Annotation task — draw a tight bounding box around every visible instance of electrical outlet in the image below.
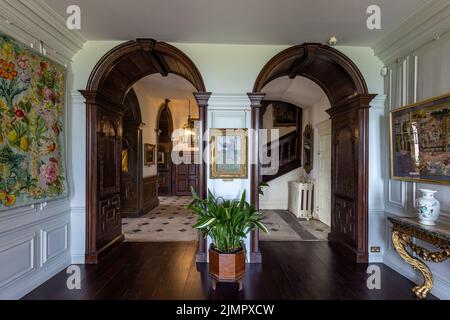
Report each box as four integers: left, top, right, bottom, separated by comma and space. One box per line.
370, 246, 381, 253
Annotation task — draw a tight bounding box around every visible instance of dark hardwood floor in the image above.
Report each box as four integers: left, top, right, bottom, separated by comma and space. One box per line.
23, 241, 435, 300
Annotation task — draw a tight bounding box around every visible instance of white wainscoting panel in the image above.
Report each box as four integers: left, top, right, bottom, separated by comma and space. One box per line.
0, 202, 71, 299
40, 222, 69, 267
206, 94, 252, 261
0, 232, 36, 289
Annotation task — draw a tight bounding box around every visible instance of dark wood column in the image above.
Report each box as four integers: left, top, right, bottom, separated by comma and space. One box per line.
193, 92, 212, 263
327, 94, 375, 263
83, 91, 99, 264
81, 90, 125, 264
248, 92, 265, 264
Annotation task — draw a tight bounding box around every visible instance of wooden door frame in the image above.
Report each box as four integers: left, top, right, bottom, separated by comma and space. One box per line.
250, 43, 376, 263
156, 100, 174, 196
121, 89, 144, 217
81, 39, 210, 264
314, 119, 332, 225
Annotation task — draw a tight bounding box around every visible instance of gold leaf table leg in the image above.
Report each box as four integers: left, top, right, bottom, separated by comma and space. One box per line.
392, 230, 433, 299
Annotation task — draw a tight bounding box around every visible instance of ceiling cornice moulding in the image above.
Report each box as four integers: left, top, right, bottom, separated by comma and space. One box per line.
373, 0, 450, 65
0, 0, 86, 65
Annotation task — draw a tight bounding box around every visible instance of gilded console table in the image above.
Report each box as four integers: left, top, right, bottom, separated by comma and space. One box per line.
388, 216, 450, 299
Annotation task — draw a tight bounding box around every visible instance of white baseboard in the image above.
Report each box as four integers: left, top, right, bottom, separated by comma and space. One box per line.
260, 200, 288, 210
369, 254, 383, 263
71, 254, 85, 264
0, 252, 71, 300
384, 250, 450, 300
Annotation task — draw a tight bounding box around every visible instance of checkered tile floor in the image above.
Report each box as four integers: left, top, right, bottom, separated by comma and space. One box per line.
122, 197, 329, 242
122, 196, 197, 242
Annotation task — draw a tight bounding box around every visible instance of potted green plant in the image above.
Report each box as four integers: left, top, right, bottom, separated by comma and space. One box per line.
188, 187, 268, 290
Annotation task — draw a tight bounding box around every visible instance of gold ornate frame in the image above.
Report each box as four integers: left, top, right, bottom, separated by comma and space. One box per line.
210, 129, 248, 179
389, 92, 450, 186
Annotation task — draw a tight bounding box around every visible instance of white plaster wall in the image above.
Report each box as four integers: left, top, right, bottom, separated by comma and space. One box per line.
259, 168, 304, 210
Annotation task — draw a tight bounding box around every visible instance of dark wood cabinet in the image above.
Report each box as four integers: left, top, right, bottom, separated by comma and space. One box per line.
96, 109, 123, 252
143, 175, 159, 213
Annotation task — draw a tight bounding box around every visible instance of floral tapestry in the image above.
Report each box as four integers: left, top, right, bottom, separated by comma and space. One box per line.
0, 32, 67, 210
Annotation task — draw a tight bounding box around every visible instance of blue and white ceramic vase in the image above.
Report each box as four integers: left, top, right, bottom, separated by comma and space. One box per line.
416, 189, 440, 226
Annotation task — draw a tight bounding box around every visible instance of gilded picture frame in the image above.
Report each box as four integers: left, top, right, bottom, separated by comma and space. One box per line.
389, 93, 450, 185
210, 129, 248, 179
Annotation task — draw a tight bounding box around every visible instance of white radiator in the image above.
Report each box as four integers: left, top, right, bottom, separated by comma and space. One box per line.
288, 181, 314, 219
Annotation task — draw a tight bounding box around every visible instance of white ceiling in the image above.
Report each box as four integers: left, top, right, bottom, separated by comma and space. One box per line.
263, 76, 328, 108
133, 74, 327, 109
133, 73, 196, 100
43, 0, 432, 46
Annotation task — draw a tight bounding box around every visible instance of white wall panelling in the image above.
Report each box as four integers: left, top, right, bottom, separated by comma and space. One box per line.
367, 94, 387, 263
0, 200, 71, 299
40, 222, 69, 267
206, 94, 252, 261
0, 231, 35, 289
377, 3, 450, 299
68, 91, 86, 264
207, 95, 252, 201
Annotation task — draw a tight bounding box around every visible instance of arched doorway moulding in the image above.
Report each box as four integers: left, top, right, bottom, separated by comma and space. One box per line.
81, 39, 211, 264
249, 43, 376, 263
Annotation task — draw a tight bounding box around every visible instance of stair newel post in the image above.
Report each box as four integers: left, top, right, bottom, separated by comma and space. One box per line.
248, 92, 266, 263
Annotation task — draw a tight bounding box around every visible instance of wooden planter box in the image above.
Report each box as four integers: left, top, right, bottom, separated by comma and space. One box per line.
209, 246, 246, 290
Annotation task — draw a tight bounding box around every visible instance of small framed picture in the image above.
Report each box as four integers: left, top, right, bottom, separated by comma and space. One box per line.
272, 101, 298, 127
144, 143, 155, 166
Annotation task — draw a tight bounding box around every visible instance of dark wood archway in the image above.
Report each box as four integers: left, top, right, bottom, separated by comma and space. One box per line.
156, 99, 174, 196
80, 39, 210, 264
250, 43, 376, 263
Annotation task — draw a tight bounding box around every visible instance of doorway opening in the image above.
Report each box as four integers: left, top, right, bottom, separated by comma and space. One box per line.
250, 43, 376, 263
122, 74, 200, 242
258, 76, 331, 242
81, 39, 209, 263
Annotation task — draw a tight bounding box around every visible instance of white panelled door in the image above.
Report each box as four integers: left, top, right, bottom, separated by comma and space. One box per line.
317, 123, 331, 226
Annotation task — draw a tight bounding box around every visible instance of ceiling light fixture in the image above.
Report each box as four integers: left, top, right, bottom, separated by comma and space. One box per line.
328, 36, 338, 47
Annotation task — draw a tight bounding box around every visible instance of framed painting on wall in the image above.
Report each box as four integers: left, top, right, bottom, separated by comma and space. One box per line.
272, 101, 298, 127
389, 93, 450, 185
303, 124, 314, 174
144, 143, 155, 166
210, 129, 248, 179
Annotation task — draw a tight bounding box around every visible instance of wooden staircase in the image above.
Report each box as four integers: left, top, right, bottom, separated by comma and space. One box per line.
262, 130, 302, 182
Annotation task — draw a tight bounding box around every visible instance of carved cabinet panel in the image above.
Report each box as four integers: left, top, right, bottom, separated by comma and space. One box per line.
120, 124, 143, 217
96, 109, 123, 250
329, 105, 368, 262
